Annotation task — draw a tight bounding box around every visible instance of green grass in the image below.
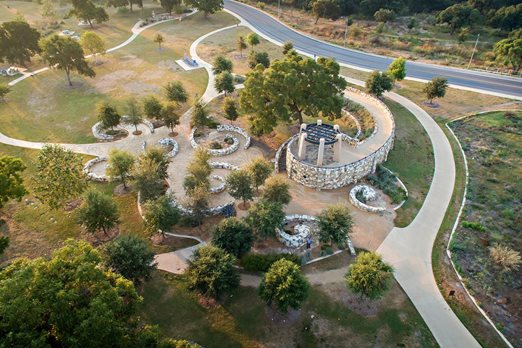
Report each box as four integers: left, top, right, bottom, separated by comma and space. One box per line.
383, 99, 434, 227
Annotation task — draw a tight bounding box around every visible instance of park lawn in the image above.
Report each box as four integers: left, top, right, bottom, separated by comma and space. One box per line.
383, 99, 434, 227
197, 26, 285, 76
140, 271, 437, 347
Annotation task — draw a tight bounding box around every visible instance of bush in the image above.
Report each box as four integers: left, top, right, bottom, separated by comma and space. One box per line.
462, 220, 486, 232
240, 253, 300, 272
257, 1, 265, 9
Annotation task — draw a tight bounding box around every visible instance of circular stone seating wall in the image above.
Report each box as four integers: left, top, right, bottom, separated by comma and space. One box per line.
165, 188, 234, 217
189, 128, 239, 156
92, 117, 155, 141
209, 175, 226, 194
83, 157, 108, 182
349, 185, 386, 214
276, 215, 319, 248
158, 138, 179, 157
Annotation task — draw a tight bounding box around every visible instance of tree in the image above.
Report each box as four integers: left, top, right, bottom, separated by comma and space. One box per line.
161, 103, 181, 134
154, 33, 165, 50
237, 36, 247, 57
32, 145, 87, 209
311, 0, 341, 24
107, 0, 143, 12
160, 339, 200, 348
246, 199, 285, 238
212, 217, 254, 258
106, 149, 135, 189
185, 245, 240, 298
0, 236, 8, 256
222, 97, 239, 123
41, 0, 56, 19
317, 204, 352, 248
248, 50, 270, 69
212, 55, 233, 74
246, 157, 272, 193
424, 77, 448, 104
39, 35, 95, 86
0, 20, 40, 66
246, 32, 260, 50
164, 81, 188, 103
345, 251, 393, 299
214, 71, 235, 96
366, 70, 393, 97
0, 84, 10, 102
0, 239, 154, 346
261, 175, 291, 205
70, 0, 109, 29
489, 4, 522, 31
77, 189, 119, 237
105, 235, 156, 284
0, 156, 27, 208
143, 195, 180, 235
226, 169, 254, 207
185, 0, 224, 17
126, 98, 143, 133
80, 31, 106, 64
190, 101, 210, 128
184, 147, 211, 193
185, 185, 209, 225
259, 259, 309, 311
97, 102, 121, 131
489, 244, 521, 272
133, 157, 165, 201
374, 8, 395, 23
387, 57, 406, 82
141, 147, 169, 180
494, 37, 522, 72
282, 41, 293, 55
160, 0, 180, 14
240, 53, 347, 135
143, 96, 164, 121
436, 3, 481, 35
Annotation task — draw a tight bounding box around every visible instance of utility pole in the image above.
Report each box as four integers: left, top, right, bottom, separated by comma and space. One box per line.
343, 18, 348, 47
467, 33, 480, 69
278, 0, 281, 18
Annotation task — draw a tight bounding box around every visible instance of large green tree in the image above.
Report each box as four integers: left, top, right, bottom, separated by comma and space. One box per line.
0, 20, 41, 65
70, 0, 109, 28
259, 259, 309, 312
143, 195, 180, 235
107, 149, 135, 189
77, 189, 119, 237
143, 96, 164, 121
248, 50, 270, 69
261, 175, 291, 205
240, 52, 346, 135
0, 239, 152, 346
185, 0, 223, 17
97, 102, 121, 130
226, 169, 254, 207
494, 37, 522, 72
345, 251, 393, 299
317, 204, 353, 248
32, 145, 88, 209
105, 235, 156, 284
133, 157, 165, 202
164, 81, 188, 103
212, 217, 254, 258
436, 3, 481, 34
246, 199, 285, 238
366, 70, 393, 97
0, 156, 27, 208
214, 71, 235, 96
212, 55, 233, 74
40, 35, 95, 86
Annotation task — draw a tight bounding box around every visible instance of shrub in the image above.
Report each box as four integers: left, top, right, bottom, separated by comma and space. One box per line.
461, 220, 486, 232
489, 244, 521, 272
257, 1, 264, 9
367, 165, 406, 204
240, 253, 300, 272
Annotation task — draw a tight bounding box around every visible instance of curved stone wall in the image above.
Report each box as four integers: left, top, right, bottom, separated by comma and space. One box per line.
349, 185, 386, 214
83, 157, 108, 182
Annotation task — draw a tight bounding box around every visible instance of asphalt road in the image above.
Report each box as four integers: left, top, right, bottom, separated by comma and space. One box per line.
225, 0, 522, 99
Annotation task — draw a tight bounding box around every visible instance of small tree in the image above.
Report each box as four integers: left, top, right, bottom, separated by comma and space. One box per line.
212, 55, 233, 74
387, 57, 406, 82
97, 102, 121, 131
164, 81, 188, 103
222, 97, 239, 123
125, 98, 143, 133
374, 8, 395, 23
237, 36, 247, 57
248, 50, 270, 69
0, 156, 27, 208
345, 252, 393, 299
366, 70, 393, 97
143, 195, 180, 235
106, 149, 135, 189
185, 185, 209, 225
143, 96, 164, 121
154, 33, 164, 50
185, 0, 224, 17
39, 35, 95, 86
424, 77, 448, 105
80, 31, 106, 64
214, 71, 235, 96
226, 169, 253, 208
186, 245, 240, 298
105, 235, 156, 284
261, 176, 291, 205
282, 41, 293, 55
190, 101, 210, 128
77, 189, 119, 237
161, 103, 181, 135
160, 0, 179, 14
212, 217, 254, 258
70, 0, 109, 28
32, 145, 87, 209
141, 147, 169, 180
133, 157, 164, 201
317, 204, 353, 248
311, 0, 341, 24
0, 84, 10, 102
259, 259, 309, 311
494, 37, 522, 72
246, 199, 285, 238
183, 147, 211, 194
246, 32, 260, 50
489, 244, 521, 272
246, 157, 272, 193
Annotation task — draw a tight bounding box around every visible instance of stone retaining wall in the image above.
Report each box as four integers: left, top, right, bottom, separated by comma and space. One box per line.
83, 157, 108, 182
209, 161, 239, 171
158, 137, 179, 157
276, 215, 319, 248
349, 185, 386, 214
189, 127, 239, 156
92, 117, 155, 141
209, 175, 226, 194
165, 188, 234, 217
274, 137, 293, 173
216, 124, 251, 149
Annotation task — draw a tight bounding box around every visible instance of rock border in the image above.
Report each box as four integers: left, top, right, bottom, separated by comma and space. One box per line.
84, 157, 109, 182
349, 184, 386, 214
276, 215, 319, 248
190, 127, 240, 156
158, 137, 179, 158
209, 174, 226, 194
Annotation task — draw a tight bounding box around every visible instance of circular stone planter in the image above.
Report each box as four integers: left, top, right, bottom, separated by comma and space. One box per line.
276, 215, 319, 248
190, 127, 240, 156
209, 174, 226, 194
349, 184, 386, 214
84, 157, 109, 182
158, 137, 179, 158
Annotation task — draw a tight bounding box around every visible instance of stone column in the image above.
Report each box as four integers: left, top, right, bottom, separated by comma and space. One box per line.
299, 123, 307, 137
333, 124, 340, 132
317, 119, 322, 126
334, 134, 343, 162
298, 132, 307, 160
317, 138, 325, 166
